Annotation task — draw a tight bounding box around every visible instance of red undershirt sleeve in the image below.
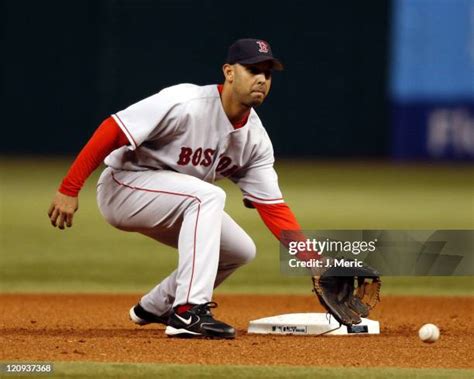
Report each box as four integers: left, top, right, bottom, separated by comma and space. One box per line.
253, 201, 316, 261
58, 116, 129, 197
252, 202, 301, 240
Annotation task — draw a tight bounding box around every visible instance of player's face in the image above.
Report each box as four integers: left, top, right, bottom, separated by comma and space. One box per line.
232, 62, 272, 107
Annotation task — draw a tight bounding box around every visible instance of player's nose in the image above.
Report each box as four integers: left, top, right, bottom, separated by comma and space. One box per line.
255, 75, 266, 85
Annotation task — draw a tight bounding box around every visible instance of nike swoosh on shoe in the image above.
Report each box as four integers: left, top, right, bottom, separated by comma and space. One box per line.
175, 314, 192, 325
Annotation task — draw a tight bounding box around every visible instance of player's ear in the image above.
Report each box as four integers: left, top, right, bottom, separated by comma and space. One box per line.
222, 64, 234, 83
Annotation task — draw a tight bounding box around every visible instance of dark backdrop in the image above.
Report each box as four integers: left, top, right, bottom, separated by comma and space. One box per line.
1, 0, 389, 157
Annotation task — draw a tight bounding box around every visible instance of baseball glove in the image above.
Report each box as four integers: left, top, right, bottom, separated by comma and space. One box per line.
312, 262, 381, 326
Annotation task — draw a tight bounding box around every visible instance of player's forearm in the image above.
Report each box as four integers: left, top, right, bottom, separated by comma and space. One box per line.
59, 117, 129, 196
253, 202, 302, 240
253, 201, 319, 262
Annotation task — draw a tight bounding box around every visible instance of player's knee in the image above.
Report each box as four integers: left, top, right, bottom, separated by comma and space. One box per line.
200, 185, 226, 207
240, 236, 257, 264
213, 186, 226, 204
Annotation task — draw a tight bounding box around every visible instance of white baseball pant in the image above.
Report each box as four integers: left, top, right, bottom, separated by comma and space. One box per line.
97, 167, 256, 316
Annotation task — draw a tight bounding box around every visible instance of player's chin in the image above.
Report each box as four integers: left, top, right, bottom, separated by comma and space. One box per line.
247, 95, 265, 107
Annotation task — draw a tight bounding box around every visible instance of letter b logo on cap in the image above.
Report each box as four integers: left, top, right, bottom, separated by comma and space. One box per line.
256, 41, 269, 53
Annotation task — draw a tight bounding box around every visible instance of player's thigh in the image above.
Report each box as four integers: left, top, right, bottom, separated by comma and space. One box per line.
128, 210, 257, 261
97, 168, 224, 231
219, 212, 256, 264
140, 212, 256, 263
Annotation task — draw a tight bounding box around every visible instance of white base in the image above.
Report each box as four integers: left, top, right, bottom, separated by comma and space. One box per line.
248, 313, 380, 336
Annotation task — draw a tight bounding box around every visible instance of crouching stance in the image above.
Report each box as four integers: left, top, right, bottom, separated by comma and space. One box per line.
48, 39, 306, 339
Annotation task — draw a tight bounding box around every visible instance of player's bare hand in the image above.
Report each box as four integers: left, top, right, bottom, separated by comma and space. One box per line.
48, 192, 79, 230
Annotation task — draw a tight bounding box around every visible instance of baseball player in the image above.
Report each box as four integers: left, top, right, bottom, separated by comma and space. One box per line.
48, 38, 381, 339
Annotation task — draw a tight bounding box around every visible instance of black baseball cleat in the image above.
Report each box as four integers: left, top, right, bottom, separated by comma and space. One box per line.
129, 303, 169, 326
165, 302, 235, 339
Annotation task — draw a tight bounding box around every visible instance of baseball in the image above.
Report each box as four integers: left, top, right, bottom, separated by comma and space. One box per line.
418, 323, 440, 343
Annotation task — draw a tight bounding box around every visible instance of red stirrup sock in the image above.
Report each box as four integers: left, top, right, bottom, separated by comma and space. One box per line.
176, 304, 194, 314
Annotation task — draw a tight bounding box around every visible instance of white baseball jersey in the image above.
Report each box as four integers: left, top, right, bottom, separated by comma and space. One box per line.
106, 84, 283, 205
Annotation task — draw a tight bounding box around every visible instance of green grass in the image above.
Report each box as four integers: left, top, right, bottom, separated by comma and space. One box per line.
2, 362, 472, 378
0, 157, 473, 295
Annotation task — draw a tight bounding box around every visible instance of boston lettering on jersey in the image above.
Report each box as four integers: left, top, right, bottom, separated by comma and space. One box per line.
177, 146, 239, 177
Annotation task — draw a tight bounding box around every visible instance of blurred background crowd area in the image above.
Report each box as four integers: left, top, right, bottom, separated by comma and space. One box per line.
2, 0, 473, 162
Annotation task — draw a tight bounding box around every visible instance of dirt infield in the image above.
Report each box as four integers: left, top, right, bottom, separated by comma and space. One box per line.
1, 294, 472, 368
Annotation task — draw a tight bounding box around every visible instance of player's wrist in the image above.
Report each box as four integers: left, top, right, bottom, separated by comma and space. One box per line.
58, 185, 79, 197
